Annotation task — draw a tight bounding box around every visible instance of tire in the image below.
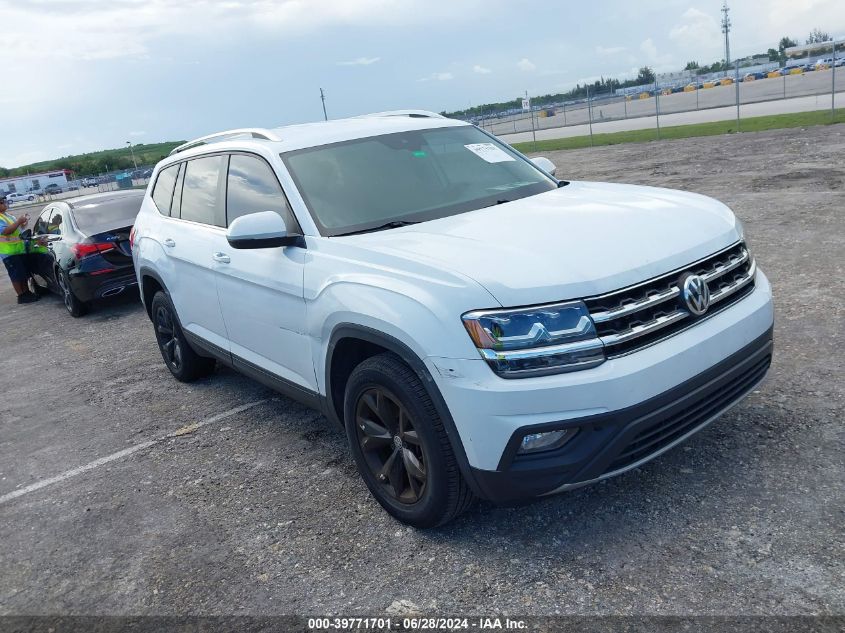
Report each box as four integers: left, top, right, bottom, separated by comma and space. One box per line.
344, 353, 474, 528
150, 290, 215, 382
56, 268, 89, 317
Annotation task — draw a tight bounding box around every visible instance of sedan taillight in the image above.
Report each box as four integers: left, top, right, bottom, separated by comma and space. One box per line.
71, 242, 114, 259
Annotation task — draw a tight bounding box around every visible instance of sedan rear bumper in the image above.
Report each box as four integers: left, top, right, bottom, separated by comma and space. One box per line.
69, 268, 138, 302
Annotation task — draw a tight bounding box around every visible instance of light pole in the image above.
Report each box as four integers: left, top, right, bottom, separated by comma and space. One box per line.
126, 141, 137, 169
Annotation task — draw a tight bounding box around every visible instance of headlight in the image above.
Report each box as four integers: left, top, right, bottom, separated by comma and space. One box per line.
462, 300, 605, 378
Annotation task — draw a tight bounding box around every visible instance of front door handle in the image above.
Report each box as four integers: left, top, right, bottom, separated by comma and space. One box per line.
163, 238, 176, 248
212, 252, 230, 264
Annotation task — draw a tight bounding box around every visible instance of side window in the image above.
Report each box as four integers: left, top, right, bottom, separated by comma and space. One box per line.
34, 209, 51, 235
152, 164, 179, 216
226, 154, 295, 229
47, 209, 64, 235
180, 156, 224, 226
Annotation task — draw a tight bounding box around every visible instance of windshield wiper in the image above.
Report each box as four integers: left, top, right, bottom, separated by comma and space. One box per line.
337, 220, 420, 236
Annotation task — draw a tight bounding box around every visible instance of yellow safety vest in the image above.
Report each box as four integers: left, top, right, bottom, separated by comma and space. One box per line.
0, 212, 25, 256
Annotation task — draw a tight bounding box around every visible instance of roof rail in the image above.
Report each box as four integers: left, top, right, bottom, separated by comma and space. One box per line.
355, 110, 445, 119
169, 128, 282, 156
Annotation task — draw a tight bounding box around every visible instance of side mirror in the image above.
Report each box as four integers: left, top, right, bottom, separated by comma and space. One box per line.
531, 156, 557, 176
37, 234, 62, 242
19, 229, 32, 240
226, 211, 298, 249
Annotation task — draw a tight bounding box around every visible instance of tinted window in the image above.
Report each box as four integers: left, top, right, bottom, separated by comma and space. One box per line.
282, 126, 555, 236
47, 208, 65, 235
152, 164, 178, 215
71, 193, 143, 234
226, 154, 294, 228
34, 209, 51, 235
180, 156, 224, 226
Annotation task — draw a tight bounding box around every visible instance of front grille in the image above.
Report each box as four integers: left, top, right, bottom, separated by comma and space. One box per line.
605, 352, 771, 474
584, 242, 755, 357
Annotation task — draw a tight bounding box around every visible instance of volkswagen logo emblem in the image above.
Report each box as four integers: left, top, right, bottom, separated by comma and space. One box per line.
681, 274, 711, 316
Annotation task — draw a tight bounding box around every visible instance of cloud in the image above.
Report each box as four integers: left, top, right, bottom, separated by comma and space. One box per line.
472, 64, 492, 74
418, 72, 454, 82
338, 56, 381, 66
639, 38, 674, 70
517, 58, 536, 71
596, 45, 627, 56
669, 8, 722, 57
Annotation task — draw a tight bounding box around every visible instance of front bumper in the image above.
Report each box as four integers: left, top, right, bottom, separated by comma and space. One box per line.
426, 270, 774, 501
468, 325, 772, 502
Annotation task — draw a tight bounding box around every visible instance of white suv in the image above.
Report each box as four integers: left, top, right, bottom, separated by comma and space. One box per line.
132, 111, 773, 527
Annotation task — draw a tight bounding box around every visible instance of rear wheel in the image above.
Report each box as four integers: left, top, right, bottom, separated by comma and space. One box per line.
151, 291, 215, 382
57, 268, 89, 317
344, 353, 474, 528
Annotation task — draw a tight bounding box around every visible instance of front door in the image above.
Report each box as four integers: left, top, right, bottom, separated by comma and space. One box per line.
213, 153, 314, 391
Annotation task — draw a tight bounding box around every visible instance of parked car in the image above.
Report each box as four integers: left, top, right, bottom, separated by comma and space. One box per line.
81, 178, 98, 188
743, 72, 766, 81
26, 190, 142, 316
43, 184, 62, 195
5, 192, 36, 203
132, 113, 773, 527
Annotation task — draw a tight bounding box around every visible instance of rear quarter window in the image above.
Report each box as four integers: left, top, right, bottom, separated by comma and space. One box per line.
152, 164, 179, 215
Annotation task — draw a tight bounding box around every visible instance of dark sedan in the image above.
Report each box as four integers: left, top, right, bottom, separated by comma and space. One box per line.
25, 190, 143, 317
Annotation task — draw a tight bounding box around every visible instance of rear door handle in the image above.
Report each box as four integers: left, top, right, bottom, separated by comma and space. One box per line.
163, 238, 176, 248
212, 252, 230, 264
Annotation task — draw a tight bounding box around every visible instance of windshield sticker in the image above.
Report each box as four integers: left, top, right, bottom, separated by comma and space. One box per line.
464, 143, 515, 163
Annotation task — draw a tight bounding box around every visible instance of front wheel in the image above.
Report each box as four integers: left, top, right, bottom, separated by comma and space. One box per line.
344, 353, 474, 528
150, 291, 215, 382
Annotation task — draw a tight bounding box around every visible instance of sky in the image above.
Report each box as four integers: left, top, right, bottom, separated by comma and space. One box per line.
1, 0, 844, 167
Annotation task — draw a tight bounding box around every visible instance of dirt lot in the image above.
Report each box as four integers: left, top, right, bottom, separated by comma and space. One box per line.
1, 125, 843, 618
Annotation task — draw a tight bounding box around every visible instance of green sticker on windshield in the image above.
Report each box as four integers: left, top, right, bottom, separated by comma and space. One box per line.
412, 150, 427, 158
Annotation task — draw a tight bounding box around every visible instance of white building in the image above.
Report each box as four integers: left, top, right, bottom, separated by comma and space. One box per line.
0, 169, 71, 195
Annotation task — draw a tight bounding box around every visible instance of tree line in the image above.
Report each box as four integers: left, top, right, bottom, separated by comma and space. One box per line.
0, 141, 184, 178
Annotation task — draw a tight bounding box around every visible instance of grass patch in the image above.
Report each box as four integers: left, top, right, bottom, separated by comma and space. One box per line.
512, 108, 845, 153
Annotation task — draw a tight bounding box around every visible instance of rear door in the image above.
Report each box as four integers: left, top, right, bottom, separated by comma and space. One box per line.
154, 156, 231, 353
213, 153, 314, 391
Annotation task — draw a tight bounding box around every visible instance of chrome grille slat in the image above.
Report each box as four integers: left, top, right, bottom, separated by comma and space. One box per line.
710, 259, 756, 305
702, 247, 749, 283
591, 286, 680, 323
584, 242, 756, 357
598, 309, 689, 346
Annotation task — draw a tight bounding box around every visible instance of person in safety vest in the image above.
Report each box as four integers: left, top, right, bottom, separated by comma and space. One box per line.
0, 194, 39, 304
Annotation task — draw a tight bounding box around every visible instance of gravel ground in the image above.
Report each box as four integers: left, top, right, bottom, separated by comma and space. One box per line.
1, 125, 843, 618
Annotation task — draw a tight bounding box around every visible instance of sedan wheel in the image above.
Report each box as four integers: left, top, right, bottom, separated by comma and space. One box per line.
56, 269, 88, 317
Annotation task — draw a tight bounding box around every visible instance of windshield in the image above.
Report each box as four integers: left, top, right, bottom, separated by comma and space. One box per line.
281, 125, 557, 236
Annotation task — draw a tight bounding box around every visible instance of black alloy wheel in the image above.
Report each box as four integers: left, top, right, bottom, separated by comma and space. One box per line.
355, 387, 427, 504
344, 353, 475, 528
57, 268, 88, 317
155, 303, 183, 374
149, 291, 215, 382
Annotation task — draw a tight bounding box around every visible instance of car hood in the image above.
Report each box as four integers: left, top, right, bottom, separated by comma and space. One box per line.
338, 181, 742, 307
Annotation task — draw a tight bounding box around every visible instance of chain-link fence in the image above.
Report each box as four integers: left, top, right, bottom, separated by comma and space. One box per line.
17, 166, 155, 207
471, 40, 844, 144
